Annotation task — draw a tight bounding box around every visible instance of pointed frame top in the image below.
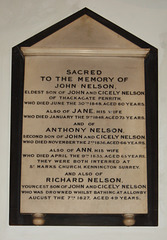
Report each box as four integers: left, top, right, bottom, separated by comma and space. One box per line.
16, 8, 156, 50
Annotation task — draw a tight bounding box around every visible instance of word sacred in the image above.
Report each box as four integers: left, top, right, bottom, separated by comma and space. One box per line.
66, 69, 102, 75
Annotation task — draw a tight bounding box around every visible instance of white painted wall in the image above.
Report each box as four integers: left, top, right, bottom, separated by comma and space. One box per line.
0, 0, 166, 239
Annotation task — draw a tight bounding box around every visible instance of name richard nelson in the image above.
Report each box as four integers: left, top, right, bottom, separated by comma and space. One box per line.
46, 177, 122, 183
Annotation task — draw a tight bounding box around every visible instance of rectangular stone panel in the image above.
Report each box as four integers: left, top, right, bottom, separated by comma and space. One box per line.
20, 54, 148, 214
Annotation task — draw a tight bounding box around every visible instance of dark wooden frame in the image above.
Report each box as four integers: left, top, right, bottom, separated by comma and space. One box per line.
10, 8, 158, 226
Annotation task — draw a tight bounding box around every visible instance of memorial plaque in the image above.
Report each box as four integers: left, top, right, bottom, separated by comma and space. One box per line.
10, 8, 158, 226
